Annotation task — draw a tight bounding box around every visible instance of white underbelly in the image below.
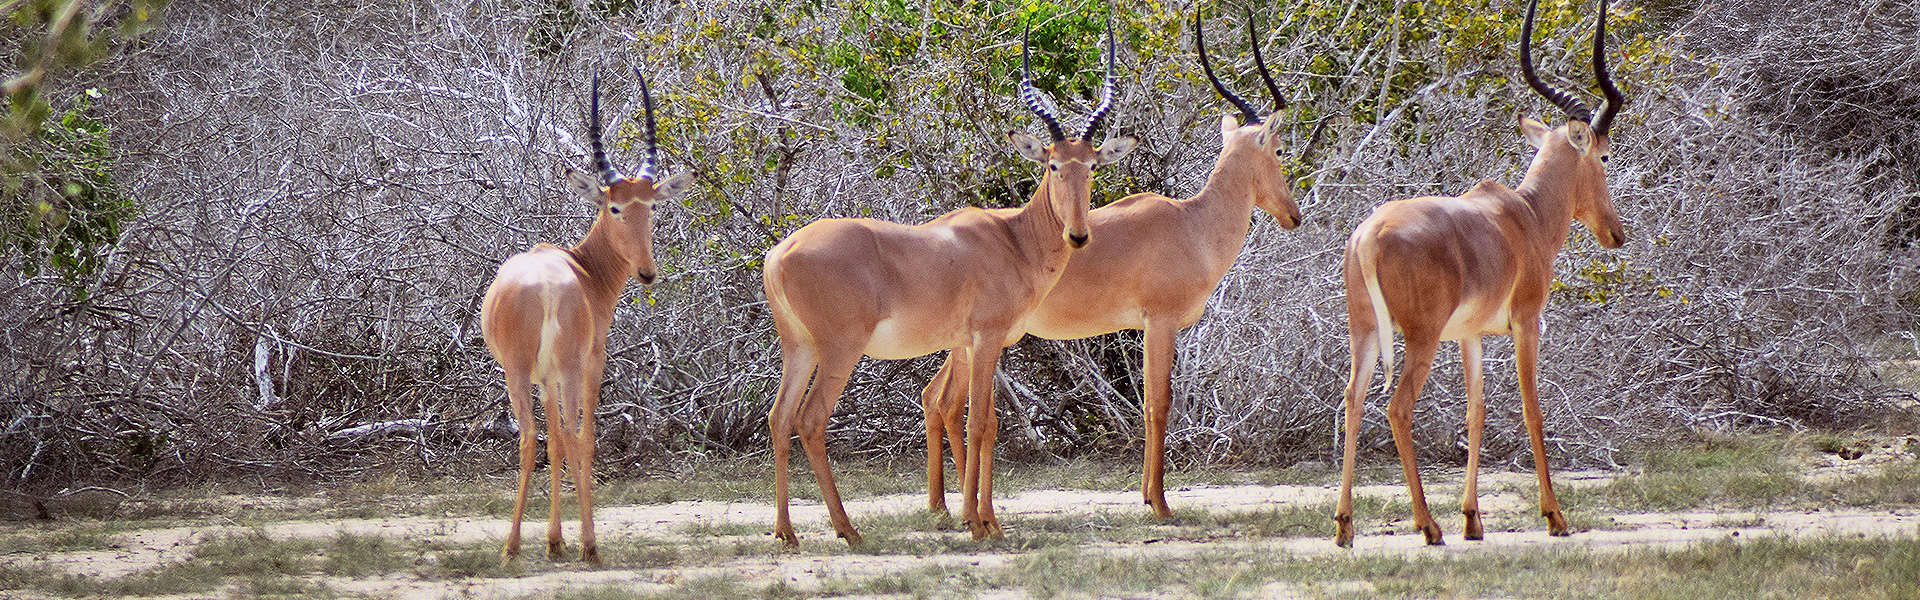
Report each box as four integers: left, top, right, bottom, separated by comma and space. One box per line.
864, 315, 951, 360
1438, 298, 1512, 341
1022, 302, 1144, 341
1023, 315, 1133, 341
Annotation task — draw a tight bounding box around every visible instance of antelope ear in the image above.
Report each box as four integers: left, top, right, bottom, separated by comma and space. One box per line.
1256, 115, 1286, 148
1096, 135, 1138, 165
1519, 116, 1553, 149
1564, 120, 1596, 155
1007, 130, 1049, 162
564, 168, 606, 205
1219, 113, 1241, 135
651, 172, 693, 201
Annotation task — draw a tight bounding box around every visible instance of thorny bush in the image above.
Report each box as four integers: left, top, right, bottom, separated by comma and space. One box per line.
1, 0, 1915, 493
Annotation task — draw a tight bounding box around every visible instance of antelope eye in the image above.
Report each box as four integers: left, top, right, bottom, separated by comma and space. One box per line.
1049, 164, 1058, 171
610, 205, 622, 215
1600, 155, 1610, 163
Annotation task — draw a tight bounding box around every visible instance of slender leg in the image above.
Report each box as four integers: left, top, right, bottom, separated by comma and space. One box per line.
1459, 336, 1486, 541
921, 356, 955, 516
502, 371, 537, 563
769, 341, 814, 548
1334, 330, 1378, 548
1515, 320, 1570, 536
942, 352, 972, 527
1140, 321, 1177, 519
1387, 332, 1445, 545
572, 360, 604, 563
541, 379, 569, 559
797, 346, 865, 545
961, 340, 1006, 540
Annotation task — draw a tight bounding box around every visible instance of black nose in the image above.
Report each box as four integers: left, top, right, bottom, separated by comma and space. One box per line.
1068, 233, 1089, 248
638, 271, 657, 285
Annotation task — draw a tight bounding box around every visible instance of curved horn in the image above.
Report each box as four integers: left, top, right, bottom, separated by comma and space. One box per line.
1589, 0, 1626, 135
1244, 8, 1287, 112
1195, 4, 1262, 124
588, 71, 617, 185
1519, 0, 1592, 123
1080, 8, 1117, 141
1021, 22, 1068, 143
633, 66, 660, 178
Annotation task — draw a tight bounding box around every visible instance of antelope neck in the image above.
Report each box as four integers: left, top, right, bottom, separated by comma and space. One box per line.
566, 216, 640, 309
1005, 174, 1075, 269
1512, 155, 1582, 258
1185, 144, 1266, 242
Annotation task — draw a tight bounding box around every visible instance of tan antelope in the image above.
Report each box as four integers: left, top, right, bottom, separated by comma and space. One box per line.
762, 18, 1135, 546
1333, 0, 1628, 547
917, 5, 1303, 521
480, 69, 692, 563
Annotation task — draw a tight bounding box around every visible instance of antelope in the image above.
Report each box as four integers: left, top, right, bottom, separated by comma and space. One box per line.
480, 69, 692, 563
762, 18, 1135, 546
1333, 0, 1628, 548
916, 5, 1303, 521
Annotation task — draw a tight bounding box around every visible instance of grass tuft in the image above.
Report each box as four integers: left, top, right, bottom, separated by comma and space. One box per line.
1571, 435, 1814, 511
321, 531, 409, 577
0, 520, 125, 554
191, 529, 320, 576
0, 564, 58, 591
234, 574, 336, 599
424, 539, 526, 579
1825, 459, 1920, 507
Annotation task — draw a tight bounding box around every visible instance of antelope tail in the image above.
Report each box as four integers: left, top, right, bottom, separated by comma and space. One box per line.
1359, 249, 1395, 394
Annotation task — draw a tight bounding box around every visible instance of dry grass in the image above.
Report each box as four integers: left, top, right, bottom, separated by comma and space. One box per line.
5, 434, 1918, 599
521, 532, 1920, 600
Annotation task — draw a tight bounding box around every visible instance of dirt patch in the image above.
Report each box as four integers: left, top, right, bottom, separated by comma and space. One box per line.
5, 465, 1918, 599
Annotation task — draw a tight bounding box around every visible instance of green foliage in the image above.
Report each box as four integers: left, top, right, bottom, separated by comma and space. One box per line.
1272, 0, 1667, 125
628, 0, 1677, 278
638, 0, 1161, 270
1552, 256, 1686, 305
3, 89, 133, 296
3, 0, 166, 295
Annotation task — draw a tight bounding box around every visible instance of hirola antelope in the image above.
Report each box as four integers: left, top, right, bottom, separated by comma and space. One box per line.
1334, 0, 1629, 547
917, 5, 1303, 521
761, 17, 1136, 546
481, 69, 691, 563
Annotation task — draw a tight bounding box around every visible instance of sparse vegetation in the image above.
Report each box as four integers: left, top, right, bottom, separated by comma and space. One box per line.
3, 434, 1916, 599
1553, 434, 1920, 513
422, 539, 527, 579
1825, 460, 1920, 508
319, 531, 408, 578
504, 533, 1920, 600
0, 520, 122, 553
1574, 435, 1812, 511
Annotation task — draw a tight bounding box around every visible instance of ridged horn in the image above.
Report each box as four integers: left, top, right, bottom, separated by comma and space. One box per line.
1195, 4, 1262, 124
1245, 8, 1287, 113
1519, 0, 1592, 123
1079, 8, 1117, 141
1021, 22, 1068, 143
1589, 0, 1626, 135
633, 67, 660, 178
588, 71, 617, 185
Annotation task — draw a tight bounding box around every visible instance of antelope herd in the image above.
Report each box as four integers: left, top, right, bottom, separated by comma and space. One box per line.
482, 0, 1632, 563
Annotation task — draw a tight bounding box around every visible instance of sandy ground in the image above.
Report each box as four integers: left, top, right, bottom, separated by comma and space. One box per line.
5, 445, 1917, 599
